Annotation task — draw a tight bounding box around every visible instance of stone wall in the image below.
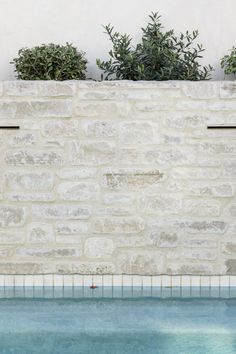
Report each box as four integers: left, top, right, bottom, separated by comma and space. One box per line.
0, 80, 236, 275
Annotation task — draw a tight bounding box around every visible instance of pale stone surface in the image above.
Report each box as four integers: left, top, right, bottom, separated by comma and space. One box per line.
84, 238, 114, 258
5, 171, 54, 190
82, 120, 117, 138
3, 81, 75, 97
76, 101, 130, 117
175, 220, 228, 234
139, 194, 182, 214
209, 101, 236, 111
0, 263, 49, 274
103, 193, 134, 206
164, 113, 209, 130
28, 223, 54, 243
42, 120, 79, 138
225, 204, 236, 217
183, 239, 218, 249
69, 141, 116, 165
8, 132, 37, 147
102, 169, 165, 189
5, 150, 63, 166
55, 262, 116, 274
168, 263, 215, 275
184, 249, 217, 261
17, 247, 80, 258
187, 182, 234, 197
95, 207, 131, 216
176, 100, 208, 110
182, 82, 219, 99
119, 122, 154, 144
117, 250, 164, 275
58, 182, 99, 201
220, 82, 236, 99
56, 167, 97, 179
92, 217, 145, 234
183, 199, 221, 217
145, 146, 195, 166
222, 161, 236, 177
6, 192, 55, 202
134, 101, 173, 112
199, 142, 236, 154
172, 167, 220, 180
0, 81, 235, 275
56, 222, 88, 235
150, 231, 178, 248
225, 260, 236, 275
32, 205, 91, 220
0, 100, 73, 118
0, 232, 25, 244
115, 236, 154, 248
0, 206, 27, 227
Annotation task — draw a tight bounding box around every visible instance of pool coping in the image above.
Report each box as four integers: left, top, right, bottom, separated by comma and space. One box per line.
0, 274, 235, 287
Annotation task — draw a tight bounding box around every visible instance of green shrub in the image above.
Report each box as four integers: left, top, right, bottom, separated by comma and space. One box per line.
12, 43, 87, 80
97, 12, 212, 81
221, 47, 236, 75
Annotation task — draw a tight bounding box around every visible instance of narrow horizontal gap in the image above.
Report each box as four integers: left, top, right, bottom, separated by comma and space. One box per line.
207, 126, 236, 129
0, 126, 20, 129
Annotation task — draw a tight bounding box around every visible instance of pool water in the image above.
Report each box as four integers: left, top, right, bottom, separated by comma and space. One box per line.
0, 294, 236, 353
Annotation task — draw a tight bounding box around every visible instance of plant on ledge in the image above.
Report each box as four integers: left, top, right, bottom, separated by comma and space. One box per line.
12, 43, 87, 80
97, 12, 212, 81
221, 47, 236, 75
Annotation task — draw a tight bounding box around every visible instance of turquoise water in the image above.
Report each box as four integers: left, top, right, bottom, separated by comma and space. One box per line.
0, 289, 236, 353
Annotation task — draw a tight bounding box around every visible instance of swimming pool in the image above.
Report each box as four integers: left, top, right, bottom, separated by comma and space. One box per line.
0, 287, 236, 354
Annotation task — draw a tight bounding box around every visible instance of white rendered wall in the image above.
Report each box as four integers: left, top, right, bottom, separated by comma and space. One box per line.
0, 0, 235, 80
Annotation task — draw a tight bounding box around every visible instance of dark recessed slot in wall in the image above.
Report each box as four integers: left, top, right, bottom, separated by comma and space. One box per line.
207, 126, 236, 129
0, 126, 20, 129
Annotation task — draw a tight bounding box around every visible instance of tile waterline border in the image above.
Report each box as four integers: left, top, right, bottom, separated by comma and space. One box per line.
0, 274, 236, 288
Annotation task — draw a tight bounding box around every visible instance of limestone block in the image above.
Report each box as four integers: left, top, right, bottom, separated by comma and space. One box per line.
5, 150, 63, 166
82, 120, 117, 138
55, 262, 116, 274
69, 141, 116, 165
32, 204, 91, 220
56, 222, 88, 235
84, 238, 114, 258
102, 169, 165, 190
117, 250, 164, 275
75, 101, 130, 117
28, 223, 54, 243
17, 247, 80, 258
182, 82, 219, 99
139, 194, 182, 214
57, 167, 97, 179
42, 120, 79, 138
220, 82, 236, 98
3, 81, 75, 97
0, 206, 27, 227
5, 171, 54, 190
92, 217, 145, 234
183, 199, 221, 217
119, 122, 154, 144
175, 220, 228, 234
58, 181, 99, 201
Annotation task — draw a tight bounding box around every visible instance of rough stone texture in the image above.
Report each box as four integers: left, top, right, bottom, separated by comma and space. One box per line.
57, 182, 99, 201
28, 223, 54, 243
0, 81, 235, 275
84, 238, 114, 258
5, 171, 54, 190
